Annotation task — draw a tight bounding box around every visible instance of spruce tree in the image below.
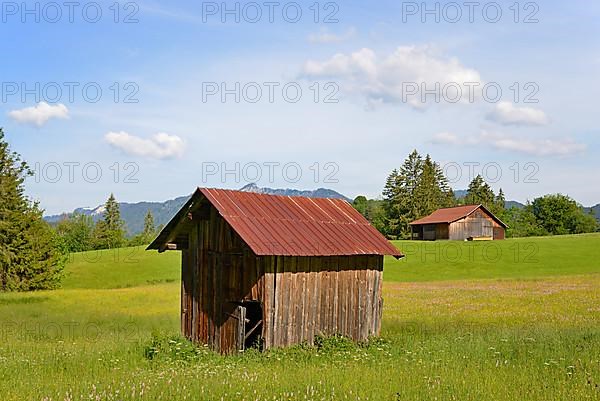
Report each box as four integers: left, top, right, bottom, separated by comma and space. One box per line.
93, 194, 125, 249
382, 168, 401, 238
494, 188, 506, 216
414, 155, 438, 217
465, 175, 496, 210
142, 210, 156, 241
0, 129, 65, 291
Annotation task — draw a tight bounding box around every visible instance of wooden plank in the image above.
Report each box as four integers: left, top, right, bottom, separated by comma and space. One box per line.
297, 257, 307, 343
201, 221, 210, 345
273, 256, 283, 348
327, 257, 335, 336
360, 257, 368, 341
321, 259, 330, 336
365, 267, 372, 338
180, 250, 188, 336
237, 306, 246, 352
190, 225, 198, 342
269, 256, 277, 348
288, 257, 298, 345
332, 256, 339, 335
306, 257, 322, 344
320, 257, 328, 338
338, 257, 347, 337
350, 257, 359, 340
359, 263, 368, 341
375, 263, 383, 335
355, 260, 363, 341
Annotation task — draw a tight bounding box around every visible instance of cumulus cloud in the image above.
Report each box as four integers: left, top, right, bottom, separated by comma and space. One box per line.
487, 102, 549, 126
308, 28, 356, 44
431, 130, 586, 157
105, 131, 185, 159
8, 102, 69, 127
302, 45, 482, 108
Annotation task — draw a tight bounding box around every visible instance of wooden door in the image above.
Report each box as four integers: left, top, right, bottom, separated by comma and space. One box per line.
234, 305, 246, 352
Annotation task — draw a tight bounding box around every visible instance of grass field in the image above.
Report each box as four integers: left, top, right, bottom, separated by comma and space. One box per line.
1, 234, 599, 400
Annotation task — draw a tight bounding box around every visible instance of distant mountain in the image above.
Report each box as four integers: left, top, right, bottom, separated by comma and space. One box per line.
505, 200, 525, 209
44, 184, 351, 236
453, 189, 468, 199
45, 195, 191, 235
239, 183, 351, 202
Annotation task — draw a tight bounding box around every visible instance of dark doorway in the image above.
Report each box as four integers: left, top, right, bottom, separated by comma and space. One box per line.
242, 301, 263, 350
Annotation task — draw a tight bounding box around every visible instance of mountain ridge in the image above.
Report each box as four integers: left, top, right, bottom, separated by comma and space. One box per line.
44, 184, 351, 235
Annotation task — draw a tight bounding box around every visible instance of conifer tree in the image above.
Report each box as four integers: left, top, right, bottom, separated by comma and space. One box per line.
465, 175, 496, 209
93, 194, 125, 249
142, 210, 156, 241
0, 129, 65, 291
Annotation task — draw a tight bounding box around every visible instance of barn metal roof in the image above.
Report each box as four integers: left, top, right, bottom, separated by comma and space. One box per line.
148, 188, 403, 258
409, 204, 508, 227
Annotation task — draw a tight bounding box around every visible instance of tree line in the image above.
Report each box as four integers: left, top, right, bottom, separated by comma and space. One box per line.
353, 150, 598, 239
54, 195, 161, 254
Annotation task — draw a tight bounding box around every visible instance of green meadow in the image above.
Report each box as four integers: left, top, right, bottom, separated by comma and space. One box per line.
1, 234, 600, 400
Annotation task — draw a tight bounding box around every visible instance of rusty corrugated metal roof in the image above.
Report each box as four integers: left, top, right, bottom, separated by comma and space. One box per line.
149, 187, 403, 258
409, 204, 507, 227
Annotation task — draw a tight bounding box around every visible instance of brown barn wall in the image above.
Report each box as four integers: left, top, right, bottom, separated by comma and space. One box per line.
493, 227, 505, 240
435, 223, 449, 240
449, 210, 495, 240
264, 254, 383, 349
181, 208, 265, 353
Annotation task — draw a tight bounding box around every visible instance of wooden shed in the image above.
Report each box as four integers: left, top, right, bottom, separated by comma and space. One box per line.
147, 188, 403, 354
410, 204, 507, 241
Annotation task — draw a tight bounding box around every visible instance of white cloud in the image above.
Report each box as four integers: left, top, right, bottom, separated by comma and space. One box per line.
105, 131, 185, 159
481, 131, 585, 157
308, 28, 356, 44
302, 45, 482, 108
487, 102, 549, 126
432, 130, 586, 157
8, 102, 69, 127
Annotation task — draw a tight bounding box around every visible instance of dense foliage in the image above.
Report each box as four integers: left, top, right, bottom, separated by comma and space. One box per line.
352, 150, 597, 239
0, 129, 66, 291
56, 202, 159, 252
379, 150, 455, 239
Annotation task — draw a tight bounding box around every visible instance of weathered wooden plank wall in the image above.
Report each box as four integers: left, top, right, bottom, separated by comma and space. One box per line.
449, 209, 498, 240
264, 254, 383, 349
181, 208, 265, 353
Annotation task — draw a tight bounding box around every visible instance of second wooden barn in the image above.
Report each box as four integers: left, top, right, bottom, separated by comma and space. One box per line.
147, 188, 403, 354
410, 204, 507, 241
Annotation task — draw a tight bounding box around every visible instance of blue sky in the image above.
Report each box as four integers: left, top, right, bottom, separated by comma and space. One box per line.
1, 0, 599, 214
